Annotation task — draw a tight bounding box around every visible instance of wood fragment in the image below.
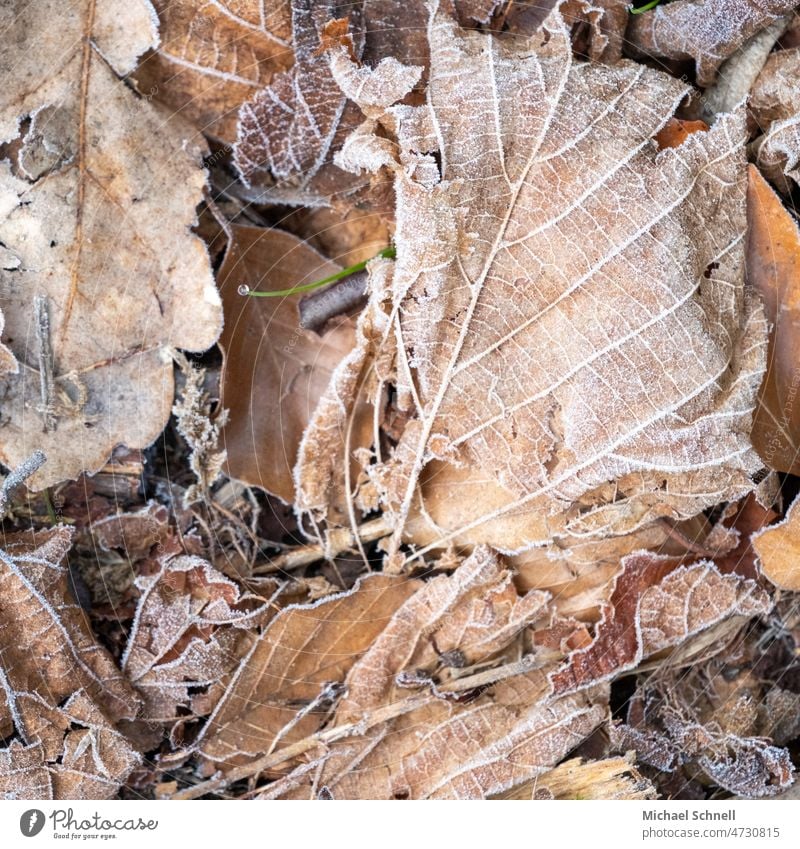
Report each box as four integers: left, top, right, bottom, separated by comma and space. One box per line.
34, 295, 56, 433
298, 271, 368, 332
495, 754, 658, 800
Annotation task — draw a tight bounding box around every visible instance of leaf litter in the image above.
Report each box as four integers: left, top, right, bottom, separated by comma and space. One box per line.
1, 0, 800, 802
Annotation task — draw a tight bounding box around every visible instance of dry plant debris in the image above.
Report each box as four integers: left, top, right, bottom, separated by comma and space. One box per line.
1, 0, 800, 803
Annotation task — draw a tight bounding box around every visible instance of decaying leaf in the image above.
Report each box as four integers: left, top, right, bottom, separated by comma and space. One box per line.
551, 551, 772, 695
134, 0, 294, 143
122, 555, 270, 724
747, 165, 800, 473
196, 546, 608, 799
234, 1, 367, 199
0, 0, 222, 489
300, 5, 768, 559
0, 528, 141, 799
750, 44, 800, 192
197, 572, 421, 769
218, 225, 370, 505
612, 671, 795, 798
627, 0, 796, 86
752, 492, 800, 590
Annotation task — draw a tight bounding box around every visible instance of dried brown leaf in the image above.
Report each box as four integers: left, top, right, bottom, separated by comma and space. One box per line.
197, 573, 421, 770
122, 555, 270, 724
301, 5, 767, 559
234, 1, 367, 199
0, 527, 141, 799
627, 0, 796, 87
211, 547, 607, 799
133, 0, 293, 143
752, 491, 800, 590
551, 551, 771, 695
746, 166, 800, 474
218, 225, 370, 505
0, 0, 222, 489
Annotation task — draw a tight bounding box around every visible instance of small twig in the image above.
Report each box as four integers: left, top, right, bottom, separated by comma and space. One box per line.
0, 450, 47, 517
34, 295, 56, 433
251, 517, 391, 574
298, 270, 368, 332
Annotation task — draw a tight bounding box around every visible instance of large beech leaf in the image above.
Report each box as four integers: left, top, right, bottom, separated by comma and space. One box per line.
298, 5, 767, 556
0, 0, 222, 489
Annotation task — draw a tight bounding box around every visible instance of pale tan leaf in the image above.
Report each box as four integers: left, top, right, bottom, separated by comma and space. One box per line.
122, 555, 270, 724
627, 0, 796, 86
0, 0, 222, 489
198, 573, 420, 769
303, 5, 767, 559
249, 548, 605, 799
133, 0, 293, 143
750, 45, 800, 192
752, 491, 800, 590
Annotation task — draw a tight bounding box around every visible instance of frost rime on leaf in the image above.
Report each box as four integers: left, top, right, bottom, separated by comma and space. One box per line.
297, 4, 768, 554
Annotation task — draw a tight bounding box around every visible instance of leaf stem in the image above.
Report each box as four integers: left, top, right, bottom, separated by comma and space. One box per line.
629, 0, 661, 13
243, 245, 396, 298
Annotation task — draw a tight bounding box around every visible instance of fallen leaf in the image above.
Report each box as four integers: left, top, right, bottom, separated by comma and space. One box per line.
122, 555, 270, 724
133, 0, 294, 143
747, 165, 800, 473
218, 225, 370, 505
627, 0, 796, 86
0, 527, 141, 799
613, 672, 795, 797
234, 1, 367, 200
749, 44, 800, 193
550, 551, 772, 695
0, 0, 222, 489
198, 573, 421, 770
752, 491, 800, 590
200, 547, 608, 800
301, 5, 767, 559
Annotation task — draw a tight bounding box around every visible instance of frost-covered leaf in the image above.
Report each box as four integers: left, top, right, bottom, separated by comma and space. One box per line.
551, 551, 772, 695
750, 45, 800, 192
201, 547, 607, 799
0, 0, 222, 489
627, 0, 797, 86
134, 0, 293, 143
300, 5, 767, 558
122, 555, 270, 724
218, 225, 371, 505
234, 1, 366, 198
198, 572, 420, 769
0, 527, 141, 799
198, 547, 598, 799
613, 674, 795, 798
752, 492, 800, 590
